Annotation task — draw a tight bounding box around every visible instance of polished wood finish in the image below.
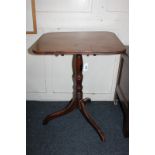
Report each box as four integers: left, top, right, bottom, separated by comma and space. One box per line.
32, 32, 126, 141
32, 31, 126, 55
79, 100, 105, 141
43, 54, 105, 141
115, 46, 129, 137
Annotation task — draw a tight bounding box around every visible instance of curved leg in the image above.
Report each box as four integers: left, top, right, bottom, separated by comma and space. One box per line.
79, 100, 105, 141
82, 98, 91, 105
43, 100, 77, 125
42, 54, 106, 141
64, 98, 73, 108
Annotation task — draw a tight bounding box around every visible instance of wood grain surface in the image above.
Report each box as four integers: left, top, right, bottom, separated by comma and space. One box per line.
32, 31, 126, 55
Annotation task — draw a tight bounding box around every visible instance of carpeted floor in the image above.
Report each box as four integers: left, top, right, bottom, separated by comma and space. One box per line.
26, 101, 129, 155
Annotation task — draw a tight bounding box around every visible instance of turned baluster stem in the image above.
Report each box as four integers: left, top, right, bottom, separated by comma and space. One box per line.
73, 54, 83, 101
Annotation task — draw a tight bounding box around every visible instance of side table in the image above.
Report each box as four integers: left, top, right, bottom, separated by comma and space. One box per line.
32, 31, 126, 141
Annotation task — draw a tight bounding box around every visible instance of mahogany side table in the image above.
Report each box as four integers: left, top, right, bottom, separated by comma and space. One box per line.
32, 31, 126, 141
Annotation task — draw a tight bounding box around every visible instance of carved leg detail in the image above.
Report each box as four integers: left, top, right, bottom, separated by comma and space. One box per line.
43, 100, 77, 125
79, 100, 105, 141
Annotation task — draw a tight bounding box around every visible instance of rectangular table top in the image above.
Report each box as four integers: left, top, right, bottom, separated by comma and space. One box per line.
32, 31, 126, 55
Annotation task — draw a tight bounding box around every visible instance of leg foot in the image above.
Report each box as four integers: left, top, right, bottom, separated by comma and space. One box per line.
43, 100, 76, 125
79, 100, 105, 141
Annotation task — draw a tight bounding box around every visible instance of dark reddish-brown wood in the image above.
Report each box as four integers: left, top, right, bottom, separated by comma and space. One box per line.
79, 100, 105, 141
43, 54, 105, 141
32, 31, 126, 55
32, 31, 126, 142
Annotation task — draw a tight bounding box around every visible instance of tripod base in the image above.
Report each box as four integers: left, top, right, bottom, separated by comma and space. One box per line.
43, 98, 105, 141
43, 54, 105, 141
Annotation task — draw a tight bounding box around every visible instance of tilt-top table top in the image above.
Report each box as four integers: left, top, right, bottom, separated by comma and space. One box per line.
32, 31, 126, 55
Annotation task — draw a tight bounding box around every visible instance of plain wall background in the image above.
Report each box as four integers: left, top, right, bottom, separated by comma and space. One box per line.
26, 0, 129, 101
